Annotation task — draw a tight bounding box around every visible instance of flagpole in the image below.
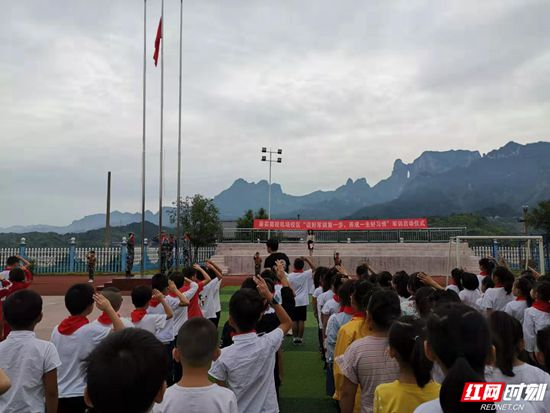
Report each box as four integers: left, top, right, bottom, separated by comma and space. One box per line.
175, 0, 183, 270
158, 0, 164, 271
140, 0, 147, 276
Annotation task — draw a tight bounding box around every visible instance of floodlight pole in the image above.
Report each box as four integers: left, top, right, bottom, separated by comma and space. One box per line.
261, 148, 283, 238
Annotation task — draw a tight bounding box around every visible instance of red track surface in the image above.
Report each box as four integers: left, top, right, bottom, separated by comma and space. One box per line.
29, 274, 250, 296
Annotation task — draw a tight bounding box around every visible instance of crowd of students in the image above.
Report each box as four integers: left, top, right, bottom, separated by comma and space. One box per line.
0, 246, 549, 413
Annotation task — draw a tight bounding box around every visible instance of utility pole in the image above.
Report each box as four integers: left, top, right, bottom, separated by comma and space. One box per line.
261, 148, 283, 238
105, 171, 111, 247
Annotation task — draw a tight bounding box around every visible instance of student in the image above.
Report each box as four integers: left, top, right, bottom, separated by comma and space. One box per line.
374, 316, 440, 413
254, 252, 262, 276
0, 290, 61, 413
264, 238, 290, 272
338, 290, 401, 413
415, 288, 460, 319
392, 271, 411, 303
201, 260, 224, 326
326, 280, 355, 396
86, 250, 96, 283
477, 257, 496, 286
478, 266, 514, 315
51, 283, 125, 413
148, 274, 190, 386
486, 311, 550, 413
209, 276, 292, 413
536, 326, 550, 373
181, 264, 212, 319
0, 268, 32, 339
84, 329, 169, 413
333, 280, 378, 410
0, 254, 32, 282
375, 272, 393, 289
414, 303, 493, 413
458, 272, 481, 310
312, 267, 329, 353
401, 273, 425, 316
92, 287, 134, 330
154, 318, 238, 413
523, 281, 550, 358
287, 256, 316, 344
321, 274, 344, 339
446, 268, 463, 295
128, 285, 173, 335
503, 276, 533, 324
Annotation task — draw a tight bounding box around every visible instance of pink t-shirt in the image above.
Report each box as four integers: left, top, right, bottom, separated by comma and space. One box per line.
337, 335, 399, 413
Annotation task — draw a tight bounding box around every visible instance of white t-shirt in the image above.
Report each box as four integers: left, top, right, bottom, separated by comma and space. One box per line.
0, 330, 61, 413
153, 383, 238, 413
147, 296, 182, 343
321, 296, 340, 317
209, 328, 284, 413
523, 307, 550, 352
172, 282, 199, 336
91, 318, 134, 332
446, 284, 460, 295
478, 287, 513, 312
128, 313, 167, 336
459, 289, 481, 310
201, 278, 221, 319
503, 299, 528, 324
485, 364, 550, 413
317, 290, 334, 329
51, 321, 111, 398
288, 269, 313, 307
307, 273, 315, 295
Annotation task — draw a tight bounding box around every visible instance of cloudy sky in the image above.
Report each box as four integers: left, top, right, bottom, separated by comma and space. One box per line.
1, 0, 549, 227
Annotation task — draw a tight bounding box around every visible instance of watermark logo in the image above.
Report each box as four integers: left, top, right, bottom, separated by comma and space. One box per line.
461, 382, 547, 403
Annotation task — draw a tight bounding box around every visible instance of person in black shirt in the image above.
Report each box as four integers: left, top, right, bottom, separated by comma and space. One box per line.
263, 239, 290, 273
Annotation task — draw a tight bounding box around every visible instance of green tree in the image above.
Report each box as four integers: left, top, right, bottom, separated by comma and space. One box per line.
170, 195, 222, 256
526, 200, 550, 236
236, 208, 269, 241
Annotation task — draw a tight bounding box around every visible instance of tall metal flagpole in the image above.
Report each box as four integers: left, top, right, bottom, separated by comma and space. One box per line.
158, 0, 164, 271
140, 0, 147, 276
175, 0, 183, 270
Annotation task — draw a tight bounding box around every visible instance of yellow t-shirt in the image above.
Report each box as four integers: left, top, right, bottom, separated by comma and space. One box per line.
374, 380, 441, 413
333, 315, 369, 413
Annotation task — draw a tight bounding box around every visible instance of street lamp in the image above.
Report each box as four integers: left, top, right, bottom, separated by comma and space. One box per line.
261, 147, 283, 237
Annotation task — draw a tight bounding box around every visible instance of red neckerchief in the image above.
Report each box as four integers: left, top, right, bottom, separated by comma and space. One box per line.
9, 281, 30, 293
340, 306, 354, 315
352, 312, 366, 319
480, 271, 488, 276
97, 312, 119, 325
515, 297, 526, 301
294, 269, 304, 273
532, 300, 550, 313
149, 299, 160, 307
131, 308, 147, 322
494, 283, 504, 288
58, 315, 89, 335
168, 291, 178, 298
333, 294, 341, 303
230, 329, 256, 338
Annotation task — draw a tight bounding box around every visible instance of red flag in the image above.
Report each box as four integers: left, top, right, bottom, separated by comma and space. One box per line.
153, 17, 162, 66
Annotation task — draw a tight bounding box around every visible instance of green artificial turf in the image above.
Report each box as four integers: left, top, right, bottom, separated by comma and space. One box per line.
219, 286, 334, 413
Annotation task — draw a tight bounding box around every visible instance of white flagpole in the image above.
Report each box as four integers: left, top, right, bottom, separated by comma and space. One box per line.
140, 0, 147, 276
175, 0, 183, 270
158, 0, 164, 271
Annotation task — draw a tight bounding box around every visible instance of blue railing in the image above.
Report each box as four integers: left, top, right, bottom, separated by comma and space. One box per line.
2, 238, 216, 275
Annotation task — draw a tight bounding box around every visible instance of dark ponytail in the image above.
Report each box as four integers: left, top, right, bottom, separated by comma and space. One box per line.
493, 267, 514, 295
451, 268, 464, 291
427, 303, 492, 413
489, 311, 523, 377
516, 276, 534, 307
367, 290, 401, 331
389, 316, 433, 387
536, 326, 550, 373
353, 280, 377, 312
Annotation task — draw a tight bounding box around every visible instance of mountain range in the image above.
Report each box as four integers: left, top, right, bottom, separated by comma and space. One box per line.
2, 141, 549, 234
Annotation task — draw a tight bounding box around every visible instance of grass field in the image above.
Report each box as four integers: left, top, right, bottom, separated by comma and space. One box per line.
219, 286, 335, 413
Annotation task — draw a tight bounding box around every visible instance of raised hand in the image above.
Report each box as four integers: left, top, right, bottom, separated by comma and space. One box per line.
152, 289, 164, 301
93, 293, 114, 312
168, 280, 178, 293
253, 275, 274, 302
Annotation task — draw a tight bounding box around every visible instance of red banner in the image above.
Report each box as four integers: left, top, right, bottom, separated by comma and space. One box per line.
253, 218, 428, 231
